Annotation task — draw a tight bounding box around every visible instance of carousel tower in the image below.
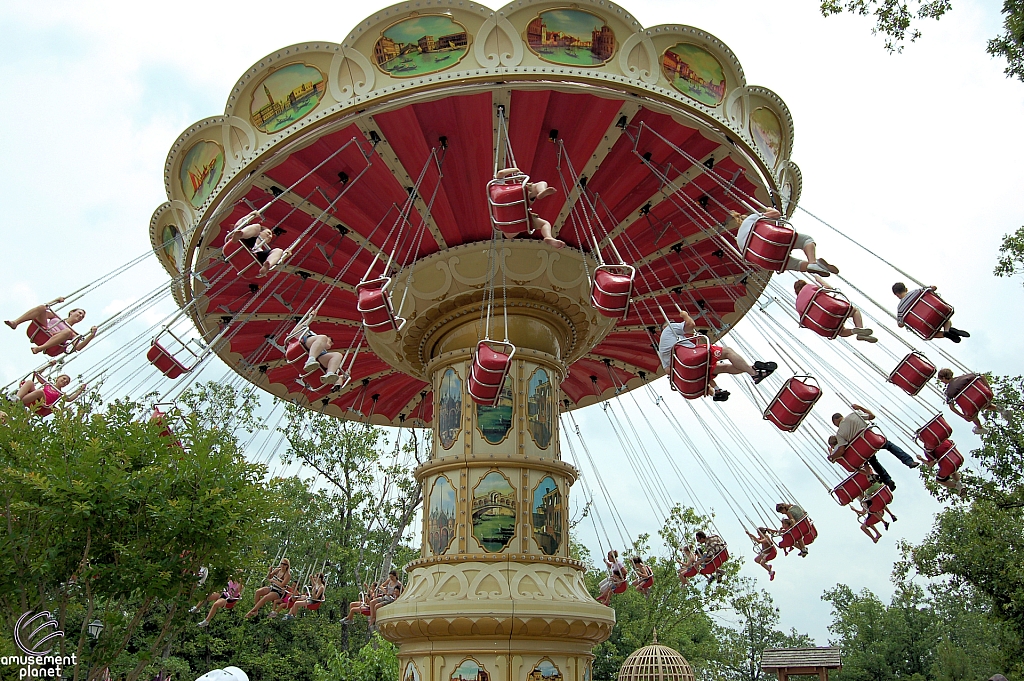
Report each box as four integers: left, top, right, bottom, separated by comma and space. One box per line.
148, 1, 801, 679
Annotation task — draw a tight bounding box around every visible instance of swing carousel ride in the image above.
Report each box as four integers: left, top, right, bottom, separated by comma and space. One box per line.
5, 0, 999, 679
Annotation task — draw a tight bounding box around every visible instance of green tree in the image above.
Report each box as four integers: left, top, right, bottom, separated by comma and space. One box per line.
819, 0, 1024, 81
0, 384, 277, 681
995, 226, 1024, 284
313, 634, 399, 681
714, 585, 815, 681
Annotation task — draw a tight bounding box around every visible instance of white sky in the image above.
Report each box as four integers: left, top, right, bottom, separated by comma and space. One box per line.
2, 0, 1022, 644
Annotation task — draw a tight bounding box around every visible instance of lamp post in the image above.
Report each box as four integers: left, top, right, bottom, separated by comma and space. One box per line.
87, 619, 103, 640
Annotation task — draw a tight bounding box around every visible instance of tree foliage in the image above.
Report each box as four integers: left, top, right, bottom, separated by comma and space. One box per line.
819, 0, 1024, 81
994, 226, 1024, 284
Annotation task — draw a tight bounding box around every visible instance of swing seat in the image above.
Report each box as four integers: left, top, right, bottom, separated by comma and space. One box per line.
360, 605, 371, 616
831, 469, 873, 506
221, 239, 261, 279
777, 518, 816, 551
698, 548, 729, 574
670, 336, 712, 400
487, 175, 532, 237
284, 338, 322, 379
612, 581, 629, 595
915, 414, 953, 451
26, 321, 70, 357
888, 351, 936, 396
637, 576, 654, 591
741, 217, 798, 273
147, 341, 193, 380
763, 375, 821, 432
901, 288, 954, 341
862, 511, 885, 528
760, 546, 778, 562
225, 600, 238, 610
468, 340, 515, 406
798, 288, 853, 340
591, 265, 635, 318
680, 564, 699, 579
150, 405, 185, 448
356, 278, 404, 333
864, 485, 894, 512
835, 426, 887, 472
306, 601, 323, 611
927, 439, 964, 479
951, 375, 994, 422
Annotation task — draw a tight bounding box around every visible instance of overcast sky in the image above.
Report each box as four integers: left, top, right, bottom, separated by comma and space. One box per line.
2, 0, 1022, 645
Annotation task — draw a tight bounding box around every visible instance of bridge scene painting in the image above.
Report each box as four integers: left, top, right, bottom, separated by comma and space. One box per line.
661, 42, 727, 106
248, 62, 326, 133
179, 140, 224, 209
472, 471, 517, 552
373, 14, 470, 78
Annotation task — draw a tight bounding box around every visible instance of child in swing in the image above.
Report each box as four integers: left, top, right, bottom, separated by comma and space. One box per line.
493, 167, 565, 249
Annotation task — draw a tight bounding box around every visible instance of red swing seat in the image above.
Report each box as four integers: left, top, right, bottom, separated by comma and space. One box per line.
359, 604, 371, 616
670, 336, 712, 400
915, 414, 953, 451
147, 341, 193, 379
763, 375, 821, 432
834, 426, 887, 472
831, 469, 873, 506
149, 404, 185, 448
777, 517, 815, 550
680, 564, 699, 579
612, 580, 629, 594
900, 288, 954, 341
467, 340, 515, 406
590, 265, 635, 318
356, 278, 404, 333
284, 337, 323, 379
888, 351, 936, 397
950, 375, 994, 422
26, 320, 70, 357
799, 288, 853, 340
926, 439, 964, 479
864, 485, 894, 512
221, 239, 262, 280
486, 174, 532, 237
305, 600, 323, 611
224, 600, 239, 610
759, 545, 779, 562
698, 547, 729, 575
636, 575, 654, 591
740, 216, 798, 273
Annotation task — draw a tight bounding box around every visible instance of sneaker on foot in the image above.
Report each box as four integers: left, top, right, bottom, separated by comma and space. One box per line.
197, 620, 208, 628
769, 570, 775, 581
973, 424, 987, 435
189, 606, 200, 614
885, 480, 897, 491
849, 327, 873, 336
1000, 409, 1013, 420
303, 358, 320, 373
798, 550, 808, 557
817, 258, 840, 274
321, 372, 340, 385
944, 329, 962, 343
908, 461, 921, 469
806, 263, 830, 276
950, 327, 970, 338
855, 334, 879, 343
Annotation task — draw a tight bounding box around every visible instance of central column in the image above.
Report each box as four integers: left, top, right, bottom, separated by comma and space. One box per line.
375, 242, 616, 681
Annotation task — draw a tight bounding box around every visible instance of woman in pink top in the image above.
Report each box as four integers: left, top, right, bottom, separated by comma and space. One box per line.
5, 298, 98, 354
17, 373, 85, 411
793, 276, 877, 343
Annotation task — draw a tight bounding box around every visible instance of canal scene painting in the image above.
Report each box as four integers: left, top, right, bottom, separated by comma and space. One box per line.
532, 476, 562, 555
526, 9, 616, 67
179, 140, 224, 209
476, 382, 513, 444
527, 368, 554, 449
750, 107, 783, 166
438, 367, 462, 449
249, 62, 326, 134
527, 659, 563, 681
661, 42, 727, 106
472, 471, 516, 552
374, 14, 470, 77
451, 659, 490, 681
427, 475, 457, 555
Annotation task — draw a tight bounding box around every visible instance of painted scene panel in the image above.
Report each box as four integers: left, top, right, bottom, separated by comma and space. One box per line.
527, 368, 554, 449
374, 14, 470, 78
532, 476, 562, 556
451, 658, 490, 681
427, 476, 457, 555
525, 9, 615, 67
472, 471, 516, 552
527, 659, 563, 681
438, 367, 462, 450
476, 382, 513, 444
179, 140, 224, 209
661, 43, 727, 106
249, 63, 326, 134
750, 107, 783, 167
404, 661, 421, 681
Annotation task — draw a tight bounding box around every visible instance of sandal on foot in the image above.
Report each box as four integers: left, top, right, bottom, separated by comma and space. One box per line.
712, 389, 731, 402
